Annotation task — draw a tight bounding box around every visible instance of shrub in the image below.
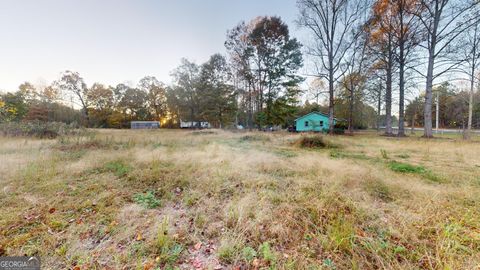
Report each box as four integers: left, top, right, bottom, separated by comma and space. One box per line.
296, 135, 337, 149
0, 121, 81, 138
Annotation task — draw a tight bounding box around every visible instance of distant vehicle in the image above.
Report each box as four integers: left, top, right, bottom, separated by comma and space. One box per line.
236, 125, 244, 130
180, 120, 211, 129
130, 121, 160, 129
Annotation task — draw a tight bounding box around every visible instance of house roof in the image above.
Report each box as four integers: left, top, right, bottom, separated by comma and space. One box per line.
295, 111, 335, 122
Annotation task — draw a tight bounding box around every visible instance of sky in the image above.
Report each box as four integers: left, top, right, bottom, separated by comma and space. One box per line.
0, 0, 302, 92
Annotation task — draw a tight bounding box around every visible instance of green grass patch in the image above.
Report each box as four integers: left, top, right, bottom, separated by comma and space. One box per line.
388, 161, 444, 183
274, 149, 298, 158
388, 161, 426, 173
329, 149, 369, 160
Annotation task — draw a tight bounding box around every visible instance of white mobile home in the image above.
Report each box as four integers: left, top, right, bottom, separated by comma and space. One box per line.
180, 120, 211, 129
130, 121, 160, 129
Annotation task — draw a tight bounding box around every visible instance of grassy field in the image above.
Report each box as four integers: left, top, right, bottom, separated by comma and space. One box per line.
1, 129, 479, 269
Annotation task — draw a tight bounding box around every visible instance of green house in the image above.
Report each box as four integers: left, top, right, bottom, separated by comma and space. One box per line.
295, 111, 335, 132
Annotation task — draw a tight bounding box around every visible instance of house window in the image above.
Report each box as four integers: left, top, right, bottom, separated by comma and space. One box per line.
320, 121, 324, 126
305, 121, 309, 127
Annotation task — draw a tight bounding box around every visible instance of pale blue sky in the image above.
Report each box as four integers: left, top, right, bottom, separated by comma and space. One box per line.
0, 0, 301, 91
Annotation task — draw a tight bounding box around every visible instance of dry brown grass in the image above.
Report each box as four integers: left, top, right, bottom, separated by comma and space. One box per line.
0, 129, 479, 269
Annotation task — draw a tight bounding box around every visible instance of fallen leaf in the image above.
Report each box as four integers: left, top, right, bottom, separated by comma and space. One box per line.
192, 258, 203, 269
49, 207, 56, 214
252, 258, 261, 267
194, 242, 202, 250
136, 233, 143, 241
143, 261, 154, 270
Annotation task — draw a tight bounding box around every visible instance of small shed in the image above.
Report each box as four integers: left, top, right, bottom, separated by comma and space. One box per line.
130, 121, 160, 129
295, 111, 335, 132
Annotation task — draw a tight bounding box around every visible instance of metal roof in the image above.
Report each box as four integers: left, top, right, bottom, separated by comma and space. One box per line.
294, 111, 332, 122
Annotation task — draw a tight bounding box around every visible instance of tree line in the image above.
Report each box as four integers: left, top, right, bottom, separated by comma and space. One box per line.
1, 0, 479, 137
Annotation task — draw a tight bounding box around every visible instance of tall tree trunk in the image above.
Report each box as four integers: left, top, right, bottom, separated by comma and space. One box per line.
467, 66, 474, 138
398, 42, 406, 137
348, 81, 354, 135
423, 14, 439, 138
385, 59, 393, 135
348, 94, 354, 134
467, 33, 476, 138
377, 85, 382, 132
328, 56, 335, 134
328, 66, 335, 134
411, 105, 416, 134
435, 90, 440, 132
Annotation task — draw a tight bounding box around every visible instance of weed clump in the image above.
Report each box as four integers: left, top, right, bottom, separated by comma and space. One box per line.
154, 217, 183, 265
239, 134, 271, 142
191, 130, 217, 135
364, 179, 394, 202
133, 191, 161, 209
104, 160, 131, 177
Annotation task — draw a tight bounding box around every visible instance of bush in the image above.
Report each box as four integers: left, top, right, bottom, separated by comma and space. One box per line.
296, 135, 337, 149
0, 121, 81, 138
298, 135, 326, 148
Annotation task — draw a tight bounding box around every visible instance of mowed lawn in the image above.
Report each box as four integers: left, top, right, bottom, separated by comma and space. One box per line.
1, 129, 479, 269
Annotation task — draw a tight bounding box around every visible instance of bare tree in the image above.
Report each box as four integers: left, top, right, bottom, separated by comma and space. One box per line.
341, 30, 369, 134
392, 0, 423, 136
413, 0, 479, 137
55, 70, 90, 125
457, 7, 480, 138
307, 78, 327, 105
297, 0, 368, 134
368, 0, 398, 136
